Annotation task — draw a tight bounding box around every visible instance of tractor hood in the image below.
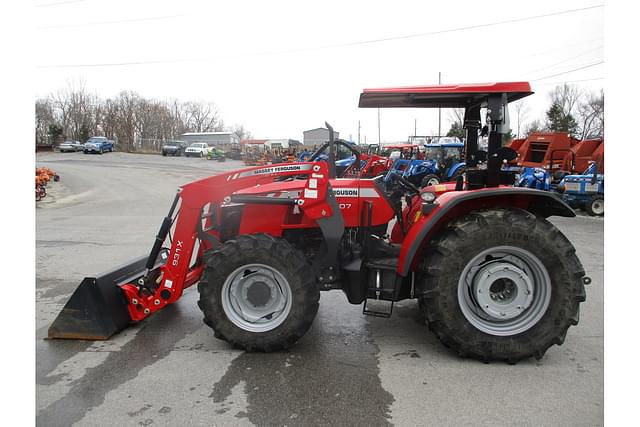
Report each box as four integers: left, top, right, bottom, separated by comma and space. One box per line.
233, 180, 305, 199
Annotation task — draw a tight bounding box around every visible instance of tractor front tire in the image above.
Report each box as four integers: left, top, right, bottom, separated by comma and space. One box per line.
420, 174, 440, 187
198, 234, 319, 352
419, 208, 586, 363
586, 195, 604, 216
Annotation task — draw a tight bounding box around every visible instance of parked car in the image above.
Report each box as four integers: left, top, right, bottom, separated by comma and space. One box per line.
59, 141, 84, 152
184, 143, 209, 158
84, 136, 115, 154
162, 141, 187, 156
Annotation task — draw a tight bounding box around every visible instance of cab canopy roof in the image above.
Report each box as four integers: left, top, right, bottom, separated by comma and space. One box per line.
359, 82, 533, 108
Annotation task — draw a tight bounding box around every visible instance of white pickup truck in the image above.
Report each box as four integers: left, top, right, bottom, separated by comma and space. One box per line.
184, 143, 209, 158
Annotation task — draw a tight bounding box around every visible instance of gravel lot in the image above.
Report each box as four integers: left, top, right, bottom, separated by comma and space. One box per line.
36, 151, 603, 427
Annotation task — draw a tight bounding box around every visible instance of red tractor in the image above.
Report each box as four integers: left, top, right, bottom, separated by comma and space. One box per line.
49, 82, 589, 363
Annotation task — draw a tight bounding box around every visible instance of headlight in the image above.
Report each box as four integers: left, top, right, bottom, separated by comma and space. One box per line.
420, 192, 436, 203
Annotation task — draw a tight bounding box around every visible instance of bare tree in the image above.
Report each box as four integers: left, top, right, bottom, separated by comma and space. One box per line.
115, 90, 140, 152
544, 84, 583, 135
525, 120, 542, 136
49, 79, 96, 141
168, 99, 190, 137
35, 84, 250, 153
185, 101, 224, 132
577, 89, 604, 139
512, 99, 531, 139
448, 108, 464, 131
230, 124, 252, 141
549, 84, 582, 117
101, 98, 120, 141
35, 98, 55, 145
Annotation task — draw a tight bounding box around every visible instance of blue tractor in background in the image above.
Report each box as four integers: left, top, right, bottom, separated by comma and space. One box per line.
559, 161, 604, 216
517, 161, 604, 216
516, 167, 554, 191
385, 141, 466, 187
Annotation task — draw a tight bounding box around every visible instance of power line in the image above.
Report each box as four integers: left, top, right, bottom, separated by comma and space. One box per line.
316, 4, 603, 50
37, 13, 189, 30
533, 77, 604, 86
512, 36, 602, 62
36, 0, 85, 7
37, 4, 604, 69
525, 45, 603, 76
532, 61, 604, 81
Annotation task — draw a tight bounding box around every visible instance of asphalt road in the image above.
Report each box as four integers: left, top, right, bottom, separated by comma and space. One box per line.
36, 152, 604, 427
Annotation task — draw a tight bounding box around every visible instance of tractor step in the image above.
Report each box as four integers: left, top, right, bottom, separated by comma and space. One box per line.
363, 298, 394, 318
362, 256, 402, 305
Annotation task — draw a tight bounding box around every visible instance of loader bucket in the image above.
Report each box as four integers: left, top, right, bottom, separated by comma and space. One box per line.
47, 255, 149, 340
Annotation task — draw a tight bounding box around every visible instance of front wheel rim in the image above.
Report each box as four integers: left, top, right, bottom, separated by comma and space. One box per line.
458, 246, 551, 336
221, 263, 292, 332
592, 199, 604, 215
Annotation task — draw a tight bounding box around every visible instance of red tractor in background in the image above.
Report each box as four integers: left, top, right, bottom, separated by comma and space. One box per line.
49, 82, 589, 363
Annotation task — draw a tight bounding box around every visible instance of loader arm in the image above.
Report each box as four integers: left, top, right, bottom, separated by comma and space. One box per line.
125, 161, 338, 322
49, 161, 337, 338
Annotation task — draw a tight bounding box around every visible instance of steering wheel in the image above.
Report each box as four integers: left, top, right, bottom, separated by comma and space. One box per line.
387, 170, 420, 195
309, 139, 361, 178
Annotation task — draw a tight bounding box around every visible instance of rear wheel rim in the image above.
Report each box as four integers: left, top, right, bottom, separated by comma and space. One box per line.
458, 246, 551, 336
221, 263, 292, 332
426, 177, 439, 186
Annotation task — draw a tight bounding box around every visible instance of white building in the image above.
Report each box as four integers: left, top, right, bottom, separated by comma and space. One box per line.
180, 132, 239, 147
303, 127, 339, 147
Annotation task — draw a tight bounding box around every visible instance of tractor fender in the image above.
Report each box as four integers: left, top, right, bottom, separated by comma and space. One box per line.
446, 162, 466, 179
396, 187, 575, 276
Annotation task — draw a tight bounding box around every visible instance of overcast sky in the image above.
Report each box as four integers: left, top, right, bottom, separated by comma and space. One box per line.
35, 0, 603, 142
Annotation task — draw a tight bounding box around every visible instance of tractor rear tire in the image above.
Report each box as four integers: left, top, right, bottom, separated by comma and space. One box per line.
420, 174, 440, 187
198, 234, 319, 352
586, 195, 604, 216
419, 208, 586, 363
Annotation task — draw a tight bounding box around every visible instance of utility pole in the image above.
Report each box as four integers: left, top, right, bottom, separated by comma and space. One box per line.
414, 118, 417, 137
377, 108, 381, 149
438, 71, 442, 137
358, 120, 361, 145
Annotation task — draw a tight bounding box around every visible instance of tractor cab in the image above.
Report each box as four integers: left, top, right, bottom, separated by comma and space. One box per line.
423, 141, 463, 163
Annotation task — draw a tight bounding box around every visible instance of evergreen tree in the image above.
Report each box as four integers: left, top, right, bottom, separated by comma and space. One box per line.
48, 123, 64, 145
446, 122, 464, 139
545, 102, 577, 134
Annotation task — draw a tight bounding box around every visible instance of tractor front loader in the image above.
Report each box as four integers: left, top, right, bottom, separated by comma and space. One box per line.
49, 82, 590, 362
